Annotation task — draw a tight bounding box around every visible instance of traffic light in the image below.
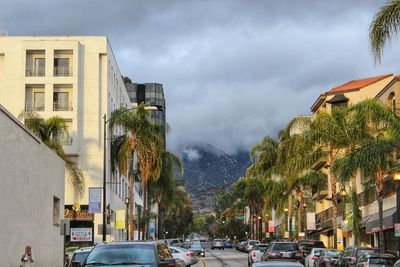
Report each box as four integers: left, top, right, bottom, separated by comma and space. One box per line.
222, 220, 226, 224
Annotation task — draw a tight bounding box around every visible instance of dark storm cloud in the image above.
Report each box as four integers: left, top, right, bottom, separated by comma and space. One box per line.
2, 0, 398, 153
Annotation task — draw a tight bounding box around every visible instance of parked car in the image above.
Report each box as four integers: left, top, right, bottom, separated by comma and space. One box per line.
68, 247, 93, 267
224, 240, 234, 248
339, 246, 379, 267
355, 253, 395, 267
253, 261, 304, 267
394, 258, 400, 267
77, 241, 177, 267
298, 240, 325, 259
304, 248, 324, 267
315, 249, 339, 267
189, 241, 205, 257
248, 244, 269, 266
237, 241, 248, 251
261, 241, 302, 262
161, 238, 184, 247
211, 239, 225, 250
169, 246, 198, 267
245, 240, 261, 253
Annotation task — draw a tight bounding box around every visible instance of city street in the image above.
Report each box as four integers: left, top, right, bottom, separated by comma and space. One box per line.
199, 249, 248, 267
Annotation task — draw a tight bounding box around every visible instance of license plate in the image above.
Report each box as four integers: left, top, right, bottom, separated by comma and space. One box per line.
282, 252, 290, 258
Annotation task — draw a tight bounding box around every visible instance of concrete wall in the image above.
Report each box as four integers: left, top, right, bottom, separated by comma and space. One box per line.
0, 105, 65, 267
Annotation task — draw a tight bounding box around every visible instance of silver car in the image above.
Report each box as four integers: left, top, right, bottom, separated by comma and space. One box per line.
169, 246, 198, 267
245, 240, 261, 253
253, 261, 304, 267
248, 244, 269, 266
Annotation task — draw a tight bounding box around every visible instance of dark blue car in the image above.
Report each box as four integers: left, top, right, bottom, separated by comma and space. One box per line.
224, 240, 233, 248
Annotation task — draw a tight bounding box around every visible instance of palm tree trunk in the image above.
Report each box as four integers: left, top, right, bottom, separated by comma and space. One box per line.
129, 167, 135, 240
351, 175, 360, 246
296, 189, 302, 237
376, 171, 385, 253
329, 147, 338, 249
288, 195, 293, 239
157, 201, 163, 239
143, 186, 148, 240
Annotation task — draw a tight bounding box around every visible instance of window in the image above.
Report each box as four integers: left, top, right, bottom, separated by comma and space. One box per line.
34, 58, 45, 76
26, 50, 45, 76
388, 92, 396, 112
53, 92, 69, 111
53, 196, 60, 226
33, 92, 45, 111
54, 58, 70, 76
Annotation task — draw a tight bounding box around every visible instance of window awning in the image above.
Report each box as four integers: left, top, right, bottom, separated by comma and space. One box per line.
366, 207, 397, 234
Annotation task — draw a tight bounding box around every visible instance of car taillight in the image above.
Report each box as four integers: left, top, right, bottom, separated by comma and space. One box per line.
186, 253, 193, 257
268, 252, 276, 257
252, 251, 256, 257
311, 256, 317, 261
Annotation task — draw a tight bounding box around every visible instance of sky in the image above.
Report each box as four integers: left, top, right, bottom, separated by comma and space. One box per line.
1, 0, 399, 154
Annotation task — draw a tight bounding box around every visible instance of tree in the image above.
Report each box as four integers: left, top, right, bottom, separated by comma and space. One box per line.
19, 112, 84, 198
110, 104, 164, 240
369, 0, 400, 62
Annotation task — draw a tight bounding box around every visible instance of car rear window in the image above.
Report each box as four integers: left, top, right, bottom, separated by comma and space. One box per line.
272, 243, 298, 251
324, 250, 339, 258
215, 239, 223, 242
249, 241, 257, 245
85, 244, 156, 265
369, 258, 395, 265
357, 249, 378, 257
72, 251, 90, 263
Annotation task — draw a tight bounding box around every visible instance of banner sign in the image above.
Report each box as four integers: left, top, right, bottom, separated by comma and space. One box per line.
115, 209, 126, 230
395, 223, 400, 237
291, 216, 296, 231
342, 220, 349, 231
71, 228, 92, 242
268, 220, 275, 233
88, 187, 102, 213
306, 212, 316, 230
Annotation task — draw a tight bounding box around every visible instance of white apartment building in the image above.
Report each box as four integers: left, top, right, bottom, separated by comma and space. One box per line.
0, 36, 143, 244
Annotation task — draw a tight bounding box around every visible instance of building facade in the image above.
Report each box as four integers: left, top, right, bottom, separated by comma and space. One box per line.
0, 36, 143, 244
309, 73, 400, 252
0, 104, 65, 266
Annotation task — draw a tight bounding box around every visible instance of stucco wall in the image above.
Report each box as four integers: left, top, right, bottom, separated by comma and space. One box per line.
0, 105, 65, 267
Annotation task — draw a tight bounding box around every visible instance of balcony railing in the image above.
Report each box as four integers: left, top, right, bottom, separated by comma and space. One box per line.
53, 101, 73, 111
60, 134, 73, 146
54, 67, 70, 77
25, 103, 45, 111
26, 68, 45, 77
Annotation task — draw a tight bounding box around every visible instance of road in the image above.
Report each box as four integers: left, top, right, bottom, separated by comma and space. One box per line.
198, 248, 249, 267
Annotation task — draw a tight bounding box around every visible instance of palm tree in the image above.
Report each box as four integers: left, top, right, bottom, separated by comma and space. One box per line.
369, 0, 400, 62
110, 104, 164, 240
19, 111, 84, 198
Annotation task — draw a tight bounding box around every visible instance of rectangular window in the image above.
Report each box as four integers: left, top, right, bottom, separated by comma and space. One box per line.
54, 58, 70, 76
33, 92, 45, 111
53, 92, 69, 111
53, 196, 60, 226
35, 58, 45, 76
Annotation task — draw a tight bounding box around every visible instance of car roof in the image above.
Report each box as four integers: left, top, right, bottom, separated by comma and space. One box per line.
253, 261, 303, 267
95, 241, 160, 247
363, 253, 395, 258
74, 247, 93, 253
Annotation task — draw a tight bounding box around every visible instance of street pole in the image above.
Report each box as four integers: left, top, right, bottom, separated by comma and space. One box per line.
396, 181, 400, 256
125, 197, 129, 241
103, 114, 107, 242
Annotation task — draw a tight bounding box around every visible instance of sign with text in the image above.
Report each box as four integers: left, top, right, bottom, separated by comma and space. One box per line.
115, 209, 126, 230
71, 228, 92, 242
268, 220, 275, 233
306, 212, 316, 230
89, 187, 102, 213
395, 223, 400, 237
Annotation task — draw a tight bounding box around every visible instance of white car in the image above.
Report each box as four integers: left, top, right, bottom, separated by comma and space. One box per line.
304, 248, 324, 267
248, 244, 269, 266
169, 246, 199, 267
245, 240, 261, 253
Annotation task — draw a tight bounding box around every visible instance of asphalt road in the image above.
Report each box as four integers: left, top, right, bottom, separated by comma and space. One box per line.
198, 248, 249, 267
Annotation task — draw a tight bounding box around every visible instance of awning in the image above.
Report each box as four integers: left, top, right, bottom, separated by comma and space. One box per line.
366, 207, 397, 234
360, 214, 374, 228
326, 94, 349, 103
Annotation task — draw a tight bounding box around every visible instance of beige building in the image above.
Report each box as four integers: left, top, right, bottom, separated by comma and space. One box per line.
0, 104, 64, 267
0, 36, 143, 244
310, 73, 400, 251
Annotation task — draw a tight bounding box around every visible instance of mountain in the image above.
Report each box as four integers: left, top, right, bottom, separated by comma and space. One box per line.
175, 143, 252, 214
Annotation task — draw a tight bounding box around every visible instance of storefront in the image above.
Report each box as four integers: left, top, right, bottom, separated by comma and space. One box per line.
64, 205, 95, 248
366, 207, 397, 254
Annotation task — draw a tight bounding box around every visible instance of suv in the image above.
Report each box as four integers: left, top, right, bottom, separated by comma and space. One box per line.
68, 247, 93, 267
245, 240, 261, 253
339, 246, 379, 267
298, 239, 325, 259
261, 242, 302, 262
356, 253, 395, 267
77, 241, 177, 267
211, 239, 225, 250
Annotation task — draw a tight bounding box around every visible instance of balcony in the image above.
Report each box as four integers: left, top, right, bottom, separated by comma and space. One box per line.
60, 133, 73, 146
26, 50, 45, 77
53, 101, 73, 111
54, 50, 72, 77
26, 67, 45, 77
54, 66, 70, 77
25, 102, 44, 112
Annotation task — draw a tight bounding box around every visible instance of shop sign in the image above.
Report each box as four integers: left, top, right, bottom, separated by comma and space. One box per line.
298, 232, 305, 237
89, 187, 102, 213
71, 228, 92, 242
115, 209, 126, 230
291, 216, 296, 231
395, 223, 400, 237
65, 206, 94, 220
268, 220, 275, 233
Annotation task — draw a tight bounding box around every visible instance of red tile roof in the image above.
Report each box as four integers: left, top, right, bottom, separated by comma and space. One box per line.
325, 74, 392, 94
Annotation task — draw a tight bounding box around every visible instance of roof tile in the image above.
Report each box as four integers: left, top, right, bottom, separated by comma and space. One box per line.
325, 74, 392, 94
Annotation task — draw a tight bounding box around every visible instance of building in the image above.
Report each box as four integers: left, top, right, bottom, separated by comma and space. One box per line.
309, 73, 400, 251
0, 104, 65, 266
0, 36, 143, 244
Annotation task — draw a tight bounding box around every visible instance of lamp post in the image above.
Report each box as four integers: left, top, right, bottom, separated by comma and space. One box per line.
284, 208, 289, 238
393, 172, 400, 256
125, 197, 130, 240
339, 188, 347, 249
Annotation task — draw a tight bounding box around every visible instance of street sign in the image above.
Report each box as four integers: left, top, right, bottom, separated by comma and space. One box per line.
268, 220, 275, 233
235, 215, 245, 220
115, 209, 126, 229
395, 223, 400, 237
71, 227, 92, 242
299, 232, 305, 237
89, 187, 102, 213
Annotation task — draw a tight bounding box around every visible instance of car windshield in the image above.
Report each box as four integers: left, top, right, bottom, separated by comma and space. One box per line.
191, 243, 201, 249
72, 251, 91, 263
272, 243, 298, 251
369, 258, 395, 265
324, 250, 339, 258
85, 244, 155, 265
357, 249, 378, 257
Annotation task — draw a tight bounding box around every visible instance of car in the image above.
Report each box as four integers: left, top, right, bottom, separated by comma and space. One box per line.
355, 253, 395, 267
237, 241, 248, 251
169, 246, 198, 267
248, 244, 269, 266
298, 240, 325, 259
77, 241, 177, 267
188, 241, 205, 257
304, 248, 324, 267
394, 258, 400, 267
252, 261, 304, 267
66, 246, 80, 260
261, 241, 302, 262
68, 247, 93, 267
245, 240, 261, 253
339, 246, 379, 267
211, 239, 225, 250
315, 249, 339, 267
161, 238, 185, 247
224, 240, 234, 248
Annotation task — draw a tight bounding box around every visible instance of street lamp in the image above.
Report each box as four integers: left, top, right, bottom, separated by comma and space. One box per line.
393, 172, 400, 256
340, 188, 347, 197
125, 197, 129, 240
284, 208, 289, 237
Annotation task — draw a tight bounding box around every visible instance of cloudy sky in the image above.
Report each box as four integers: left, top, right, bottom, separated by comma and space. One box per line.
2, 0, 398, 154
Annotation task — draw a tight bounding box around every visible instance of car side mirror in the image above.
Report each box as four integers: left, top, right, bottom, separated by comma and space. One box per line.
159, 258, 176, 267
71, 261, 81, 267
